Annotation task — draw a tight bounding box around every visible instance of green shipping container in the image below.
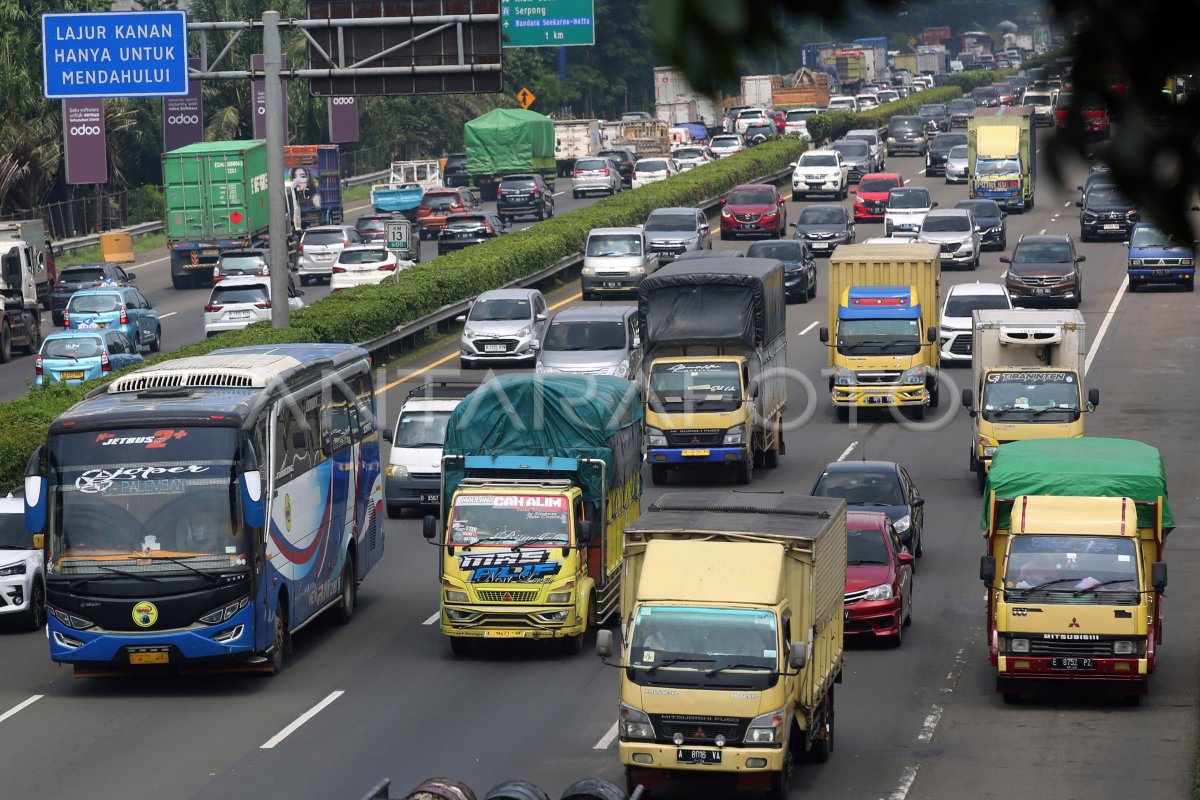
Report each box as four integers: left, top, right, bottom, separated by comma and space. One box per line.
463, 108, 556, 176
162, 141, 270, 241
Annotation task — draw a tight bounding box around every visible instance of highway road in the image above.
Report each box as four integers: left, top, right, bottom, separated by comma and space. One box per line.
1, 141, 1197, 800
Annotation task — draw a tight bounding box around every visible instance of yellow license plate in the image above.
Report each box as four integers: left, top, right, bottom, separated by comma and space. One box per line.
681, 449, 710, 457
484, 630, 526, 639
60, 371, 85, 380
129, 651, 169, 665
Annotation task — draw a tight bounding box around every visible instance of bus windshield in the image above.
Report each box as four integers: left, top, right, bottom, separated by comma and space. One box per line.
46, 427, 242, 574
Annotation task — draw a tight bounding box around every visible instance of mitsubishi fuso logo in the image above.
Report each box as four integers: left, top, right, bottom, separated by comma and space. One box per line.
1069, 618, 1081, 628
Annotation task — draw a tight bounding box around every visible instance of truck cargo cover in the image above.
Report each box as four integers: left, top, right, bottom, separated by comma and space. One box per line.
630, 491, 845, 542
638, 258, 786, 351
984, 438, 1174, 531
464, 108, 555, 175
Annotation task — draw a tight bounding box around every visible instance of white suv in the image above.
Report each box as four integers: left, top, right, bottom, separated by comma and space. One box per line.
938, 282, 1012, 362
204, 276, 305, 337
382, 383, 474, 517
792, 150, 849, 200
0, 493, 44, 631
884, 186, 937, 236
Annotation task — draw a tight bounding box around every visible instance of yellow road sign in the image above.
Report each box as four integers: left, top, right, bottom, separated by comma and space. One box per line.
517, 87, 536, 109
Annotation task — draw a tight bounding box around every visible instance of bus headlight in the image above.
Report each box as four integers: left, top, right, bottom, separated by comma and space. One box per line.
199, 596, 249, 625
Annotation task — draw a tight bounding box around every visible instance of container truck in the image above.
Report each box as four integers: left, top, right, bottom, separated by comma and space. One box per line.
597, 491, 846, 799
961, 309, 1098, 491
423, 374, 643, 656
980, 438, 1172, 705
0, 224, 46, 360
652, 66, 720, 128
742, 75, 782, 107
163, 140, 273, 290
916, 45, 947, 75
554, 118, 602, 177
968, 107, 1036, 211
0, 220, 55, 311
819, 243, 941, 420
283, 144, 343, 228
464, 108, 556, 201
639, 257, 787, 485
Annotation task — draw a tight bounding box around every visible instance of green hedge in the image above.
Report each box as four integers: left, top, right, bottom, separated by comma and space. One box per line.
0, 138, 805, 491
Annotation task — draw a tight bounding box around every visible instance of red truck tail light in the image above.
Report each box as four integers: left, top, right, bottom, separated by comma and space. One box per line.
119, 306, 128, 325
35, 355, 42, 376
100, 351, 110, 372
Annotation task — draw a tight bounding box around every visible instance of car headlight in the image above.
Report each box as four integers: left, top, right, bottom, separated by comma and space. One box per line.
1126, 210, 1138, 219
1182, 258, 1195, 266
646, 426, 667, 447
385, 464, 409, 479
1081, 212, 1097, 222
581, 266, 596, 276
863, 582, 894, 601
615, 359, 629, 378
1113, 640, 1134, 655
745, 708, 786, 744
0, 561, 26, 576
1128, 258, 1142, 267
723, 424, 745, 445
628, 266, 646, 276
721, 208, 732, 218
619, 702, 655, 740
887, 136, 897, 143
463, 328, 477, 340
444, 589, 468, 602
892, 514, 912, 534
833, 366, 854, 386
684, 235, 699, 245
901, 366, 925, 385
1009, 638, 1030, 653
515, 326, 531, 338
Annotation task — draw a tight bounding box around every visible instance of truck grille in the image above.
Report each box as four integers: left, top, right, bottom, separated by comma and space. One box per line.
1138, 257, 1183, 266
666, 429, 724, 447
476, 590, 539, 603
855, 370, 902, 385
1028, 640, 1114, 657
650, 714, 750, 745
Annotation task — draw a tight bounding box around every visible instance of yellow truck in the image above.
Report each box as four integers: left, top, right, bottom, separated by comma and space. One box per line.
818, 242, 941, 420
980, 438, 1172, 705
962, 309, 1099, 491
968, 106, 1036, 210
422, 374, 643, 655
596, 492, 846, 799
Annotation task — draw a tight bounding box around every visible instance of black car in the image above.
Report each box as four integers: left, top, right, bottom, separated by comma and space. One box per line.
918, 103, 950, 134
443, 152, 470, 187
955, 199, 1008, 250
926, 131, 968, 176
1076, 167, 1116, 204
747, 239, 817, 302
50, 262, 134, 326
743, 122, 778, 146
436, 212, 507, 255
792, 203, 855, 257
354, 213, 402, 243
496, 174, 555, 223
811, 460, 925, 557
1078, 185, 1138, 241
946, 98, 977, 128
596, 148, 637, 186
886, 115, 928, 157
971, 86, 1001, 108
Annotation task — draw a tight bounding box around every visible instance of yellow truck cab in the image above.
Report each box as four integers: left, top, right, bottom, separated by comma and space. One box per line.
423, 374, 643, 655
980, 439, 1171, 704
639, 258, 787, 485
819, 243, 941, 420
597, 492, 846, 799
968, 106, 1035, 211
962, 309, 1099, 491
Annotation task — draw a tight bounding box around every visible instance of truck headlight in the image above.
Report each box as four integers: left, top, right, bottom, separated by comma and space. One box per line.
619, 702, 655, 740
745, 709, 786, 744
863, 583, 894, 601
982, 446, 997, 457
1009, 638, 1030, 653
892, 514, 912, 533
0, 561, 26, 576
444, 589, 468, 602
833, 366, 854, 386
646, 426, 667, 447
723, 424, 745, 445
1113, 640, 1134, 655
386, 465, 409, 479
1181, 258, 1195, 266
628, 266, 646, 276
581, 266, 596, 276
901, 366, 925, 385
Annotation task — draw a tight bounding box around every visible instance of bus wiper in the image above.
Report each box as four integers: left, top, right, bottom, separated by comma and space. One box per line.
705, 662, 773, 677
1073, 579, 1138, 596
646, 657, 715, 675
1016, 578, 1079, 594
147, 555, 221, 582
68, 565, 163, 591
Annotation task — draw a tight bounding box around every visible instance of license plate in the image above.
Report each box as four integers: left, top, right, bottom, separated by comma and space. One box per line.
420, 493, 439, 504
201, 249, 219, 256
60, 370, 85, 380
484, 630, 525, 639
129, 650, 169, 665
811, 242, 830, 249
1032, 287, 1051, 296
483, 344, 506, 353
680, 449, 710, 457
740, 224, 757, 230
230, 310, 253, 319
865, 395, 893, 405
1050, 657, 1095, 670
1152, 269, 1173, 276
602, 281, 623, 289
676, 748, 722, 765
1102, 224, 1120, 230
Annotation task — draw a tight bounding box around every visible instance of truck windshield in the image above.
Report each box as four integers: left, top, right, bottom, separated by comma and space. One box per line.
976, 159, 1021, 177
394, 409, 454, 447
586, 235, 642, 257
982, 371, 1081, 420
836, 319, 920, 355
447, 493, 570, 546
628, 605, 779, 687
45, 427, 242, 576
1004, 535, 1139, 601
1130, 227, 1186, 248
648, 361, 742, 413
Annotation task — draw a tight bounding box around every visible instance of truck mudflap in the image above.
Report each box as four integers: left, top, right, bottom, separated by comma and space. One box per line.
646, 447, 746, 464
832, 385, 929, 407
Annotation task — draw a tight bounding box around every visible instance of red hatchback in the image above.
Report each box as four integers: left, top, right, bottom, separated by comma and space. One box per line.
849, 172, 903, 222
719, 183, 787, 239
844, 510, 914, 646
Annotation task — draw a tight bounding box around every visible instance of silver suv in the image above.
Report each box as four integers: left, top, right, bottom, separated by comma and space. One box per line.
918, 208, 981, 269
643, 207, 711, 262
572, 157, 623, 197
296, 225, 363, 285
456, 288, 548, 369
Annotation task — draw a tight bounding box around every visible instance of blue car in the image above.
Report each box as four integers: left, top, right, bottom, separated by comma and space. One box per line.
63, 286, 162, 351
36, 330, 143, 386
1127, 222, 1195, 292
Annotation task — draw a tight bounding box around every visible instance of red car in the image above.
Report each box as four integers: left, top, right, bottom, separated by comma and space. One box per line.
768, 109, 787, 134
849, 172, 904, 222
719, 183, 787, 239
844, 510, 914, 646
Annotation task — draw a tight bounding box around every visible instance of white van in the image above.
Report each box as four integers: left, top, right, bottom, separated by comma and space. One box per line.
382, 382, 476, 517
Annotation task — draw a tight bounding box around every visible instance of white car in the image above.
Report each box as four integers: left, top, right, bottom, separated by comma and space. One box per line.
203, 275, 305, 337
938, 282, 1013, 363
828, 95, 859, 113
631, 158, 679, 189
945, 144, 970, 184
918, 208, 981, 269
457, 288, 548, 369
734, 107, 770, 134
671, 146, 713, 172
708, 134, 745, 159
0, 493, 44, 630
784, 108, 819, 138
792, 150, 849, 200
330, 245, 407, 292
884, 186, 937, 236
855, 94, 881, 111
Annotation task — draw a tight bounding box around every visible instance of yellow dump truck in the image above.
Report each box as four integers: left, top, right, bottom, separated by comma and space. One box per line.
980, 438, 1172, 704
596, 492, 846, 799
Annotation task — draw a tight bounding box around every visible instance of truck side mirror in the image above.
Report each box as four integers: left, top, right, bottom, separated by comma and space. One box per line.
1087, 388, 1100, 410
962, 388, 973, 408
1152, 561, 1168, 595
577, 519, 595, 546
818, 326, 829, 343
422, 515, 438, 540
596, 628, 614, 659
980, 555, 996, 583
788, 641, 808, 670
927, 326, 937, 343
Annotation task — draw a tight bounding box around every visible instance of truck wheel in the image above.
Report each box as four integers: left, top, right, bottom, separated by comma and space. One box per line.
764, 417, 781, 468
976, 465, 987, 494
768, 751, 794, 800
449, 636, 472, 657
171, 274, 190, 290
20, 312, 41, 355
734, 458, 752, 485
650, 464, 668, 486
928, 381, 940, 408
561, 631, 584, 655
807, 687, 835, 762
0, 321, 11, 364
268, 603, 288, 674
912, 405, 926, 421
836, 406, 849, 422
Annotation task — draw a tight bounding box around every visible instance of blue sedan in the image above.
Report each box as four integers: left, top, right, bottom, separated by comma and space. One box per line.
63, 286, 162, 352
36, 330, 143, 386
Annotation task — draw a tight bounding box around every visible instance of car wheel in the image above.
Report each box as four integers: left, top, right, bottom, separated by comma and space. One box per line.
888, 613, 904, 647
149, 325, 162, 353
1185, 278, 1195, 292
719, 229, 729, 241
459, 357, 474, 370
808, 272, 818, 299
386, 504, 403, 519
914, 526, 924, 558
797, 280, 809, 304
25, 581, 45, 631
300, 275, 310, 286
573, 191, 581, 199
449, 636, 471, 657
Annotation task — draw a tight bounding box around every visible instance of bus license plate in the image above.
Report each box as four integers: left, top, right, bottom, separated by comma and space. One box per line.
677, 748, 722, 765
129, 651, 169, 665
1050, 657, 1095, 670
681, 449, 710, 457
484, 630, 525, 639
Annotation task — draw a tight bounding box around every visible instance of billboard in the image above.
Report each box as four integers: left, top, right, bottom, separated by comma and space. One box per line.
252, 53, 289, 141
63, 98, 108, 185
162, 58, 204, 151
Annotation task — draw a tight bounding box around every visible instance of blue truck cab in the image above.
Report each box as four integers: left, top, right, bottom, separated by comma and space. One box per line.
1127, 222, 1195, 292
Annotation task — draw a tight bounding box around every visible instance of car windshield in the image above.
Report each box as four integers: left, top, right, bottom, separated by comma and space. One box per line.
469, 298, 530, 321
1023, 93, 1052, 105
948, 100, 975, 113
833, 142, 868, 158
447, 493, 570, 547
711, 137, 740, 148
648, 360, 741, 413
586, 235, 642, 257
976, 159, 1020, 176
786, 110, 814, 121
836, 318, 921, 356
61, 267, 107, 283
801, 154, 838, 167
1003, 536, 1138, 600
889, 118, 923, 133
858, 178, 899, 193
42, 335, 103, 359
1086, 187, 1133, 207
728, 189, 774, 204
356, 219, 386, 232
209, 284, 268, 304
799, 207, 845, 225
888, 190, 930, 209
933, 135, 967, 151
67, 294, 121, 313
1130, 227, 1186, 248
973, 88, 999, 99
673, 149, 704, 160
813, 471, 906, 506
627, 605, 778, 672
219, 255, 267, 272
982, 371, 1081, 420
949, 146, 969, 159
597, 151, 628, 162
848, 528, 890, 564
1012, 243, 1071, 264
829, 99, 855, 109
445, 216, 489, 230
923, 215, 970, 232
958, 201, 1000, 219
1057, 92, 1073, 107
638, 161, 669, 172
422, 194, 457, 211
919, 105, 946, 118
576, 159, 608, 170
945, 293, 1010, 317
645, 213, 696, 232
393, 409, 453, 448
302, 230, 346, 245
543, 320, 626, 351
338, 249, 389, 264
747, 242, 803, 260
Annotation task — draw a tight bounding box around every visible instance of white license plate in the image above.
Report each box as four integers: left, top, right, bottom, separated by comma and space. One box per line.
677, 748, 722, 765
483, 344, 506, 353
316, 253, 333, 260
229, 310, 253, 319
602, 281, 624, 288
1102, 224, 1120, 230
811, 242, 830, 249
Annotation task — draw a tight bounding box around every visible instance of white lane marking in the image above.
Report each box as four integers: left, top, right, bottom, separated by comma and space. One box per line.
127, 255, 169, 272
883, 764, 920, 800
1084, 274, 1128, 375
1038, 228, 1046, 235
158, 311, 177, 319
0, 695, 42, 725
1063, 201, 1071, 207
917, 704, 943, 743
836, 442, 858, 461
917, 169, 926, 176
799, 320, 818, 335
553, 191, 566, 196
260, 690, 345, 749
422, 612, 439, 625
944, 646, 968, 689
594, 721, 619, 749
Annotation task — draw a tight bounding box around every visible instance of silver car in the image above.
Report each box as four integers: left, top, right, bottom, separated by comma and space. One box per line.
918, 208, 981, 269
644, 207, 712, 262
709, 134, 745, 159
296, 225, 363, 285
571, 156, 622, 198
535, 305, 642, 379
457, 288, 548, 369
945, 145, 970, 184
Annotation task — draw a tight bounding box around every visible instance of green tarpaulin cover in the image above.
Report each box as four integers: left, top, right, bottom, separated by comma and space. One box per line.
983, 438, 1174, 531
463, 108, 555, 175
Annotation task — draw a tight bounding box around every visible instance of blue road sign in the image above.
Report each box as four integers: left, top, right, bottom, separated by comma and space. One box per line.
42, 10, 190, 100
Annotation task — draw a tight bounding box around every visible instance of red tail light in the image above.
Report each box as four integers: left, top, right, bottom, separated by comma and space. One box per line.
204, 304, 223, 312
599, 168, 610, 175
572, 169, 582, 177
100, 351, 110, 372
483, 222, 495, 234
35, 355, 42, 376
255, 302, 272, 309
297, 242, 304, 253
497, 189, 504, 198
531, 187, 541, 196
260, 265, 270, 276
332, 266, 347, 274
119, 306, 128, 325
377, 263, 397, 271
62, 311, 69, 327
343, 240, 349, 248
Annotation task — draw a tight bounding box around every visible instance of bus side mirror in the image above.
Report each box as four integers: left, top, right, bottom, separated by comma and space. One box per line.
980, 555, 996, 583
1087, 388, 1100, 410
239, 470, 265, 529
1152, 561, 1167, 595
596, 628, 614, 659
788, 642, 808, 670
818, 326, 829, 343
422, 515, 438, 540
24, 445, 46, 535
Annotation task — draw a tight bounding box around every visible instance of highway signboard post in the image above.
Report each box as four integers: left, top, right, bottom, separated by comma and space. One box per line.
41, 10, 190, 99
500, 0, 595, 47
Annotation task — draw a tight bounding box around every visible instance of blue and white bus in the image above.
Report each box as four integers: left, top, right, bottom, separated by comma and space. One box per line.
24, 344, 384, 674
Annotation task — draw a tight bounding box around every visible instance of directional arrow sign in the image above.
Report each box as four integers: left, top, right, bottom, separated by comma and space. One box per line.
517, 87, 536, 109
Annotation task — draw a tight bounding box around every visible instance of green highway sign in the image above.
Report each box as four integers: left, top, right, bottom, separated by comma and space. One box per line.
501, 0, 595, 48
386, 220, 411, 251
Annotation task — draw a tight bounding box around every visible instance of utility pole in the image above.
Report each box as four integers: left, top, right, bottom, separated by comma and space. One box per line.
262, 11, 290, 328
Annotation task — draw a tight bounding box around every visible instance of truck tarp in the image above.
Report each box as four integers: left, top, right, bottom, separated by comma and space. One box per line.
463, 108, 555, 176
984, 438, 1174, 531
442, 374, 643, 500
637, 257, 786, 352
